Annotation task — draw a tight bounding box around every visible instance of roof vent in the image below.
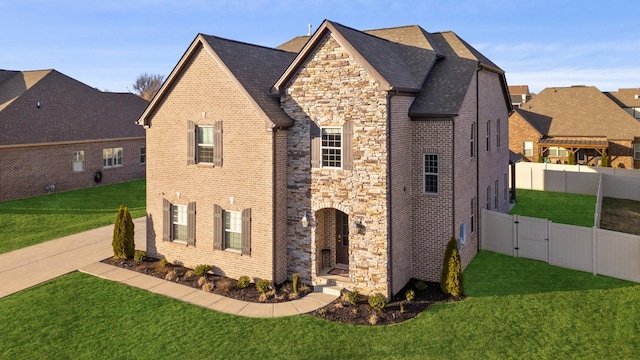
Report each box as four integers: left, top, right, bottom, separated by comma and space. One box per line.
307, 24, 312, 36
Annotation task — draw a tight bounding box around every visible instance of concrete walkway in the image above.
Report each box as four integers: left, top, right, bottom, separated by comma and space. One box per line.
0, 218, 338, 317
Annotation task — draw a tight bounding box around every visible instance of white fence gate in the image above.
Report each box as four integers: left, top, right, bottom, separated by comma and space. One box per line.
481, 209, 640, 283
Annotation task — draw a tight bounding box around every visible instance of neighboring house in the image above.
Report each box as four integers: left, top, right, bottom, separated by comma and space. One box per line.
0, 69, 148, 202
604, 88, 640, 120
139, 20, 511, 297
508, 85, 532, 109
509, 85, 640, 168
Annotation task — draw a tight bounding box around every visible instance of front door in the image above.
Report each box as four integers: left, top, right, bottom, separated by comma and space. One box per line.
335, 211, 349, 265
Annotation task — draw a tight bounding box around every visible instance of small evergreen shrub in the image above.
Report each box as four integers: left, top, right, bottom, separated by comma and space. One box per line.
399, 304, 405, 314
415, 280, 427, 291
159, 257, 169, 267
133, 250, 146, 262
537, 153, 544, 163
440, 236, 463, 297
567, 151, 576, 165
600, 149, 609, 167
112, 205, 135, 259
292, 273, 300, 294
237, 275, 250, 289
405, 289, 415, 302
345, 290, 359, 305
201, 282, 214, 292
256, 279, 270, 293
368, 293, 387, 311
193, 264, 211, 277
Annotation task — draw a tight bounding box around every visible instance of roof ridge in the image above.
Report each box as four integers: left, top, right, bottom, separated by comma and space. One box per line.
200, 33, 292, 54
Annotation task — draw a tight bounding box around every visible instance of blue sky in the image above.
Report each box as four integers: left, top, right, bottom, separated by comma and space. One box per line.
2, 0, 639, 94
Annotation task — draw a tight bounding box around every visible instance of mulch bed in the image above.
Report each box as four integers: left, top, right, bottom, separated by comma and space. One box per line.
102, 256, 464, 325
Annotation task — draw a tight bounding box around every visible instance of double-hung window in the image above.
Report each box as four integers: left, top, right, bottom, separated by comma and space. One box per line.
486, 120, 490, 151
423, 154, 438, 194
470, 123, 475, 158
523, 141, 533, 156
73, 151, 85, 172
495, 180, 499, 209
172, 204, 188, 242
470, 197, 475, 233
548, 147, 568, 157
634, 144, 640, 160
197, 126, 214, 163
321, 127, 342, 168
139, 146, 146, 164
103, 147, 123, 168
496, 119, 501, 148
224, 210, 242, 251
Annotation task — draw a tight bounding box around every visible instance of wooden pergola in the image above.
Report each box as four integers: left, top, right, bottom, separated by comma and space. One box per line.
538, 138, 608, 164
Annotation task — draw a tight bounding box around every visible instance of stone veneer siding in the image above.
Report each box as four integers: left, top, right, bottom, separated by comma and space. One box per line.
144, 44, 279, 282
0, 139, 145, 202
282, 34, 390, 295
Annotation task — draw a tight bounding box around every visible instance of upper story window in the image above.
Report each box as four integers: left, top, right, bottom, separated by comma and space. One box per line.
523, 141, 533, 156
423, 154, 438, 194
321, 127, 342, 168
197, 126, 214, 163
187, 120, 222, 166
470, 122, 475, 158
73, 150, 85, 172
103, 147, 123, 168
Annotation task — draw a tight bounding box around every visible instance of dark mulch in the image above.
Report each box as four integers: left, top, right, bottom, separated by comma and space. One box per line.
102, 256, 311, 303
102, 256, 463, 325
310, 279, 463, 326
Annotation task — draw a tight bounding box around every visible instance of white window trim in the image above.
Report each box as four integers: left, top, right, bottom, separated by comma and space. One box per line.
321, 126, 343, 169
73, 150, 85, 172
103, 147, 123, 168
224, 210, 242, 251
423, 154, 439, 194
523, 141, 533, 156
197, 125, 214, 164
139, 146, 146, 165
172, 204, 188, 243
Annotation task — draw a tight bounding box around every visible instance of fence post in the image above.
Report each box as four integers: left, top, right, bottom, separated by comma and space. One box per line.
592, 226, 598, 276
546, 220, 551, 264
513, 214, 519, 257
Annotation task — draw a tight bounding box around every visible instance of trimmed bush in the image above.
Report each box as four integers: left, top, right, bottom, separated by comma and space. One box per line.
256, 279, 270, 293
405, 289, 415, 302
112, 205, 135, 259
159, 257, 169, 267
368, 293, 387, 311
600, 149, 609, 167
237, 275, 250, 289
537, 153, 544, 163
133, 250, 146, 262
568, 151, 575, 165
440, 236, 463, 297
292, 273, 300, 294
193, 264, 211, 277
415, 280, 427, 291
345, 289, 359, 305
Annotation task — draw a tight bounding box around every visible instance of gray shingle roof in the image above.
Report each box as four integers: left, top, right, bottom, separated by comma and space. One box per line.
518, 86, 640, 139
604, 88, 640, 108
0, 70, 147, 146
201, 35, 297, 129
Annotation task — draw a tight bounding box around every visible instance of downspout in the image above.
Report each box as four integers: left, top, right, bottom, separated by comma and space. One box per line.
386, 91, 395, 299
272, 127, 278, 282
476, 65, 481, 252
451, 116, 456, 243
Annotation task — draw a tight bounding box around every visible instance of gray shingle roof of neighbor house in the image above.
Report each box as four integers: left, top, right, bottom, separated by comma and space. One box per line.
0, 69, 148, 147
517, 86, 640, 140
604, 88, 640, 108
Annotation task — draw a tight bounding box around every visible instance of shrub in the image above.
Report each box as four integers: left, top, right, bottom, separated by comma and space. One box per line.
537, 153, 544, 163
405, 289, 415, 302
600, 149, 609, 167
201, 282, 214, 292
399, 304, 405, 314
165, 269, 178, 281
193, 264, 211, 277
568, 151, 576, 165
440, 236, 463, 297
197, 276, 208, 287
288, 292, 299, 300
368, 314, 379, 325
237, 275, 251, 289
256, 279, 271, 293
112, 205, 135, 259
368, 293, 387, 311
217, 278, 234, 292
159, 257, 169, 267
133, 250, 146, 262
292, 273, 300, 294
345, 289, 359, 305
415, 280, 427, 291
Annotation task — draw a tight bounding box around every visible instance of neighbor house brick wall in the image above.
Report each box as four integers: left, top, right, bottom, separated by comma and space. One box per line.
0, 138, 145, 202
411, 120, 454, 282
282, 33, 390, 296
508, 110, 542, 162
144, 43, 278, 282
389, 94, 415, 295
608, 139, 635, 169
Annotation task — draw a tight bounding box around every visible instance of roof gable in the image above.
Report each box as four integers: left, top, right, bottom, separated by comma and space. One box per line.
604, 88, 640, 108
0, 70, 51, 111
521, 86, 640, 139
0, 70, 147, 146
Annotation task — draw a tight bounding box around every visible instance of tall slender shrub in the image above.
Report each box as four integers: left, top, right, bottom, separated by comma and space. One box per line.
440, 236, 462, 297
567, 151, 575, 165
112, 205, 135, 259
600, 149, 608, 167
537, 153, 544, 163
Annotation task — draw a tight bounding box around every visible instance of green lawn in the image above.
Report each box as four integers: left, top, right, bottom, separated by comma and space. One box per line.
1, 251, 637, 359
0, 180, 145, 254
510, 189, 596, 227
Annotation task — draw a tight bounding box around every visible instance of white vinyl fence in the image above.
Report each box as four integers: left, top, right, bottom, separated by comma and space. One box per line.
481, 209, 640, 283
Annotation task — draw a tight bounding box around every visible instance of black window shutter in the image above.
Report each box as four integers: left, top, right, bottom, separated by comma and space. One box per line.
310, 121, 320, 168
241, 208, 251, 255
187, 202, 196, 246
343, 121, 353, 170
187, 120, 195, 164
213, 120, 223, 167
162, 199, 171, 241
213, 204, 223, 250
